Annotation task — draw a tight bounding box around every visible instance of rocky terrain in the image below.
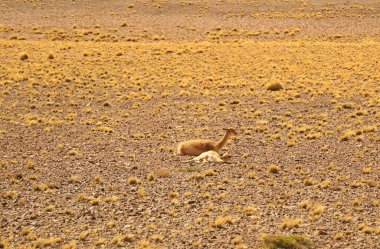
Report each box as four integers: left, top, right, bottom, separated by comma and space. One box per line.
0, 0, 379, 248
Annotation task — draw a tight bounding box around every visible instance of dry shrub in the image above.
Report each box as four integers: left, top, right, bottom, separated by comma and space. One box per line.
268, 164, 280, 174
127, 177, 141, 185
261, 234, 312, 249
19, 52, 28, 60
265, 82, 283, 91
154, 168, 171, 178
280, 218, 302, 230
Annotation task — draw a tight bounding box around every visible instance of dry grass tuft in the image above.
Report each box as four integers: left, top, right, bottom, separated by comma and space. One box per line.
19, 52, 28, 60
261, 234, 312, 249
265, 82, 283, 91
127, 177, 141, 185
61, 240, 76, 249
32, 183, 48, 191
34, 237, 62, 248
333, 232, 344, 240
213, 215, 235, 228
280, 218, 302, 230
154, 168, 172, 178
268, 164, 280, 174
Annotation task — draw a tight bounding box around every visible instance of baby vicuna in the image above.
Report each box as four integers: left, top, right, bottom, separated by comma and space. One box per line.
184, 150, 228, 163
177, 128, 237, 156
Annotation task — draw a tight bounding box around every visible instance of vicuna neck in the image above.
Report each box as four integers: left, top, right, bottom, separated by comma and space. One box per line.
216, 131, 231, 150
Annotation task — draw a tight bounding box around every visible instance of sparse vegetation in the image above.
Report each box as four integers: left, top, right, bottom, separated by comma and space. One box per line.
280, 218, 302, 230
268, 164, 280, 174
0, 0, 379, 248
127, 177, 141, 185
265, 82, 283, 91
19, 52, 28, 60
261, 234, 313, 249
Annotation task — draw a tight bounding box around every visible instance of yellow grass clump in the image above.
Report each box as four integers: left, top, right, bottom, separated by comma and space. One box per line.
265, 82, 283, 91
19, 52, 28, 60
261, 234, 313, 249
268, 164, 280, 174
280, 218, 302, 230
213, 215, 235, 228
127, 177, 142, 185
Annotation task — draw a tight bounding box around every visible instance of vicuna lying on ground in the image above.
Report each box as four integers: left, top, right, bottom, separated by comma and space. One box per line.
184, 150, 230, 163
177, 128, 237, 156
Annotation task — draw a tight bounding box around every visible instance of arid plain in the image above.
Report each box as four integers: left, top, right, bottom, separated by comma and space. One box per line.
0, 0, 379, 248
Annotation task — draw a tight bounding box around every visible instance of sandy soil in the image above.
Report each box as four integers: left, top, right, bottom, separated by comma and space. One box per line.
0, 0, 379, 248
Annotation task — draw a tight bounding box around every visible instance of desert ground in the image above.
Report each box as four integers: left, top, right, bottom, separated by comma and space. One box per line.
0, 0, 379, 248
